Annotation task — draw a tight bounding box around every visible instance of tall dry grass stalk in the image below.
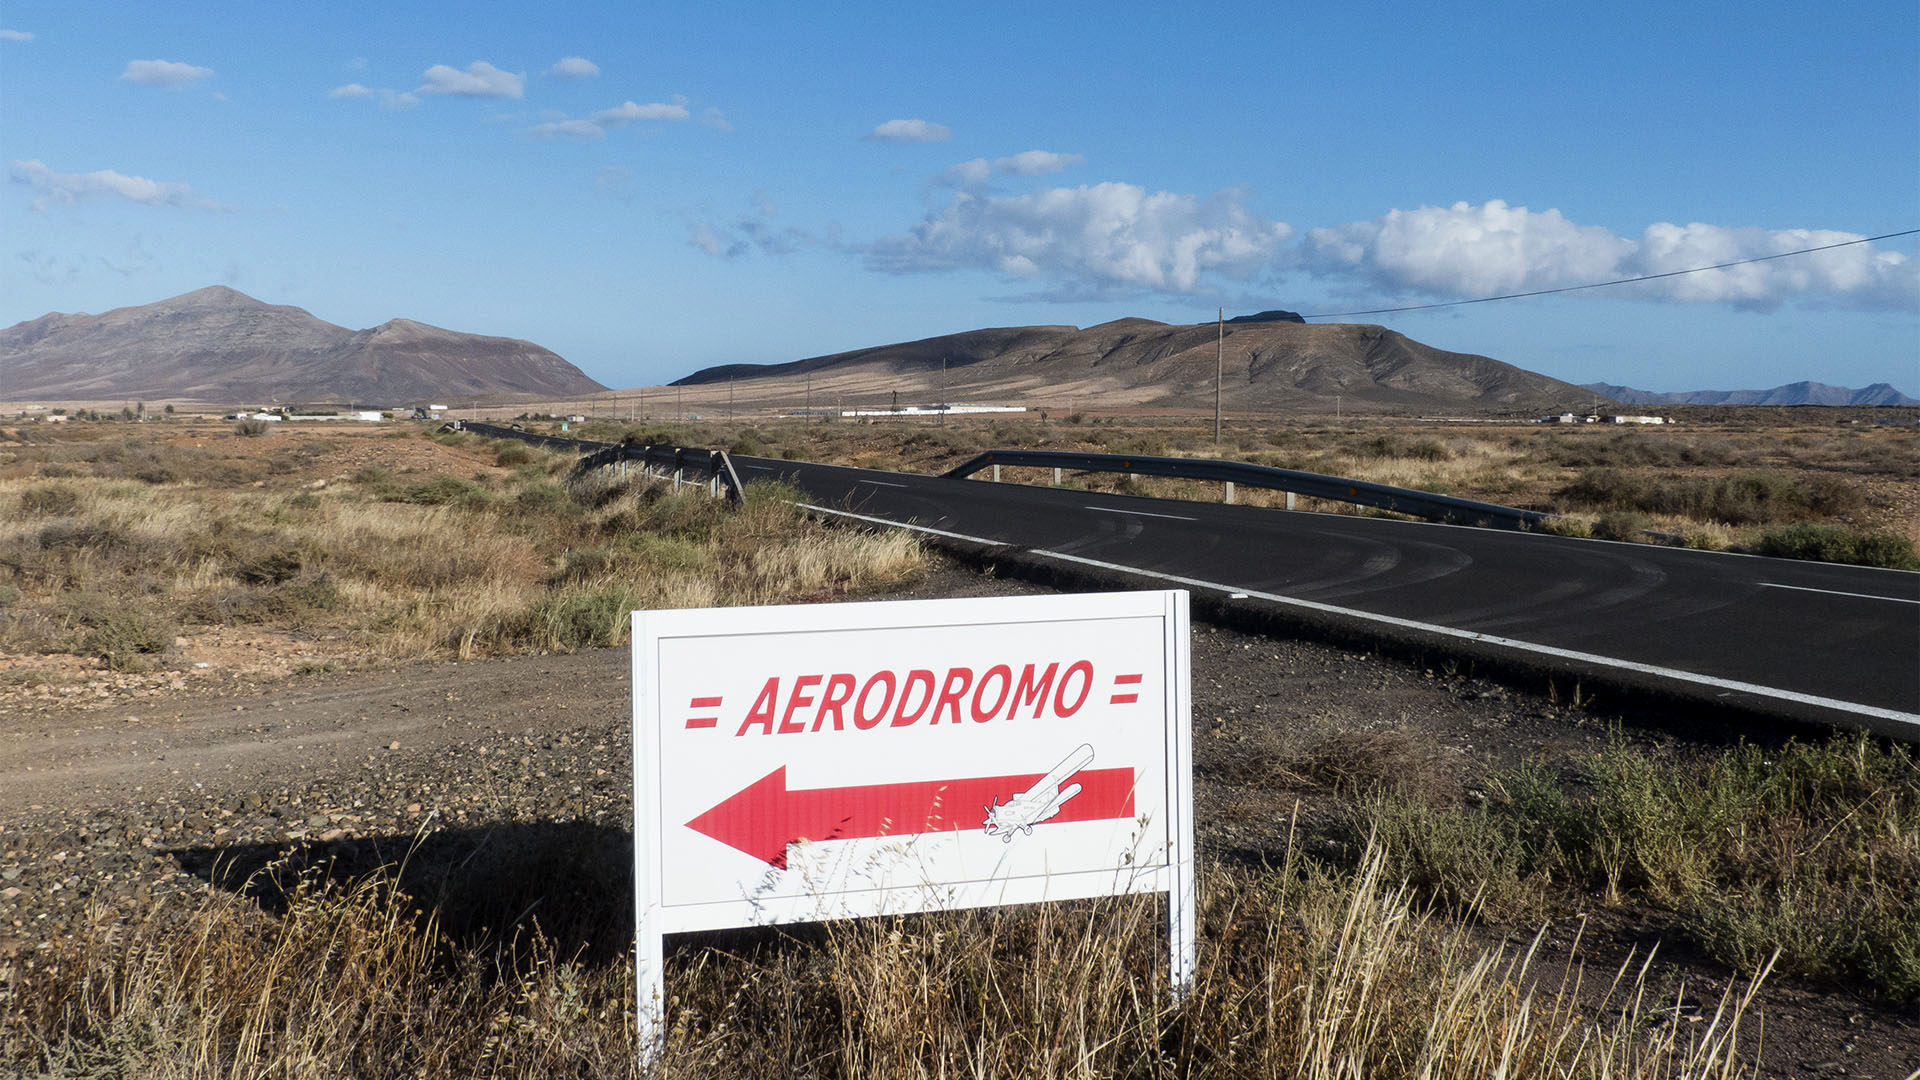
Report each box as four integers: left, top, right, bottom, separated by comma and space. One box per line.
3, 837, 1775, 1078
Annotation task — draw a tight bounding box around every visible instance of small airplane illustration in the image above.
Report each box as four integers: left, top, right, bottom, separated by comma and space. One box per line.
984, 743, 1094, 841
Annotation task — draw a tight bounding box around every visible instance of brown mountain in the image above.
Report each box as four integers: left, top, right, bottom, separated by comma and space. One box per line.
674, 316, 1601, 413
1, 286, 606, 403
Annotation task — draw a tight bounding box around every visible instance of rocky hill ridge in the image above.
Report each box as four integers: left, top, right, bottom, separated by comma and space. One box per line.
2, 287, 606, 403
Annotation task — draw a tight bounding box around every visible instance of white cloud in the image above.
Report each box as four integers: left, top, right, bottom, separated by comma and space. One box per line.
994, 150, 1081, 177
327, 82, 372, 99
547, 56, 600, 79
10, 159, 227, 212
380, 89, 420, 109
866, 118, 951, 143
867, 182, 1293, 294
691, 198, 815, 260
530, 98, 691, 139
937, 151, 1084, 191
592, 99, 690, 126
1306, 200, 1630, 298
938, 158, 992, 190
700, 106, 732, 131
120, 59, 214, 88
529, 118, 605, 140
0, 29, 33, 42
1306, 200, 1918, 311
418, 60, 524, 99
594, 165, 632, 200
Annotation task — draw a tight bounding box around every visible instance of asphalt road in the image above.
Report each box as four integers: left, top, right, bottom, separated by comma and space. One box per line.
736, 456, 1920, 737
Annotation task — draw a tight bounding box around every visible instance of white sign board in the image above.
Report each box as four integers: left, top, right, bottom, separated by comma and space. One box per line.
631, 590, 1193, 1029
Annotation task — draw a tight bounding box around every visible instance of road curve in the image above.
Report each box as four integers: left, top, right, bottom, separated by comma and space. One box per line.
735, 455, 1920, 738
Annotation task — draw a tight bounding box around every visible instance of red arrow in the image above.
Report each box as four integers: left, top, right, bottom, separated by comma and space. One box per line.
686, 765, 1136, 867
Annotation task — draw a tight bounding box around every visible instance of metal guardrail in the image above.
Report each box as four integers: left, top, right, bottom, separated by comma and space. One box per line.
461, 422, 745, 504
943, 449, 1552, 531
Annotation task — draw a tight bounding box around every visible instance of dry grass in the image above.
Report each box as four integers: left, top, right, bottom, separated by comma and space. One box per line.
1, 835, 1775, 1078
0, 427, 927, 677
544, 411, 1920, 567
1356, 733, 1920, 1004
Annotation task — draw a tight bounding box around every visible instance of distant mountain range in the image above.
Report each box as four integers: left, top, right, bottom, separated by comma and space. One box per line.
1580, 381, 1917, 407
1, 286, 606, 404
676, 317, 1601, 413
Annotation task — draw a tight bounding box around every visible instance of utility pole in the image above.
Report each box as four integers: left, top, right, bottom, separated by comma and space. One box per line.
728, 377, 735, 420
806, 375, 812, 417
1214, 307, 1224, 445
939, 356, 948, 428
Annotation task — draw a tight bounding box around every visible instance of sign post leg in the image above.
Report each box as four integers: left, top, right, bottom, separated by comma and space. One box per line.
1167, 589, 1196, 996
635, 920, 665, 1057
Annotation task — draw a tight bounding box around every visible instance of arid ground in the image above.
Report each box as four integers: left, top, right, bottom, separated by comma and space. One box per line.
1, 417, 1914, 1077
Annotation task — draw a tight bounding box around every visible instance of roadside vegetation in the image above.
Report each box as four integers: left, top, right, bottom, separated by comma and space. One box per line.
1355, 732, 1920, 1004
565, 408, 1919, 569
0, 424, 924, 676
6, 828, 1779, 1078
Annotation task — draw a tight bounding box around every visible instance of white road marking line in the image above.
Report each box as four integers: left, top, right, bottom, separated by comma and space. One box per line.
861, 479, 910, 488
1759, 582, 1920, 605
798, 503, 1920, 732
744, 464, 775, 471
1085, 506, 1198, 522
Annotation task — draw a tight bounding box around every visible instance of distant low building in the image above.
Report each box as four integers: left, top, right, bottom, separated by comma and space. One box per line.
1606, 415, 1668, 425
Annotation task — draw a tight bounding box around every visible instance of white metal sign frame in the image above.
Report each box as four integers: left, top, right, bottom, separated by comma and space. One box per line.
631, 590, 1193, 1035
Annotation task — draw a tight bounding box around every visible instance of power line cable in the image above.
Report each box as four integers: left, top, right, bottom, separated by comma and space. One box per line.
1300, 228, 1920, 320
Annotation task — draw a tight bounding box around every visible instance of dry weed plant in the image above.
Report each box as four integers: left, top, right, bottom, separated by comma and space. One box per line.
2, 836, 1775, 1078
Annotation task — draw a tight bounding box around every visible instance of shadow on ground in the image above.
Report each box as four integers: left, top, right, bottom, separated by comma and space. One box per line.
169, 820, 638, 966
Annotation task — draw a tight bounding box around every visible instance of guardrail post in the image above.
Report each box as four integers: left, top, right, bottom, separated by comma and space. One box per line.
673, 468, 683, 491
709, 474, 719, 498
1224, 481, 1234, 505
1285, 491, 1296, 511
992, 464, 1001, 483
1053, 467, 1061, 486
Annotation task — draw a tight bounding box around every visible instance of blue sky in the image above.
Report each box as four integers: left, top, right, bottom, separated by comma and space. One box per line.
4, 1, 1916, 392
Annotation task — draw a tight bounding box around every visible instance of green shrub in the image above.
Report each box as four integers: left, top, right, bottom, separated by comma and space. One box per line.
403, 475, 491, 509
37, 520, 129, 552
20, 484, 81, 516
351, 465, 402, 501
1557, 468, 1858, 526
495, 443, 533, 467
64, 594, 174, 672
1755, 523, 1920, 569
1365, 735, 1920, 1003
1591, 510, 1649, 541
235, 546, 307, 585
1535, 516, 1592, 539
1359, 435, 1451, 462
520, 583, 641, 649
512, 482, 572, 514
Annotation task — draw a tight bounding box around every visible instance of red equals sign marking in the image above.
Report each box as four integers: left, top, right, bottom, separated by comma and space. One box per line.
685, 695, 724, 729
1110, 673, 1142, 705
